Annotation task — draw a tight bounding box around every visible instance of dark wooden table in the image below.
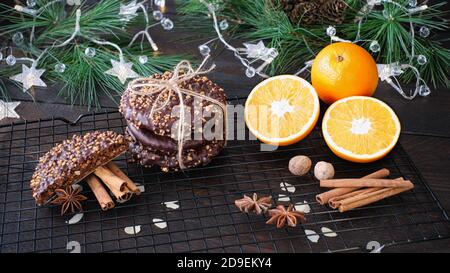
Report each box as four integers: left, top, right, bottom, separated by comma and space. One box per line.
1, 3, 449, 252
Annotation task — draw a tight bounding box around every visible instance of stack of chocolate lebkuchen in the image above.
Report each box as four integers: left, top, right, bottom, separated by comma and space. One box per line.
119, 72, 227, 172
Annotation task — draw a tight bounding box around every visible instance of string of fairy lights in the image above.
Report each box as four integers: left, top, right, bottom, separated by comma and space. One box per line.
0, 0, 435, 100
198, 0, 432, 99
197, 0, 279, 79
1, 0, 173, 92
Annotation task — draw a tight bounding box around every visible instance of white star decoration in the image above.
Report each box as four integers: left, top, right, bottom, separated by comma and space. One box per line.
0, 100, 21, 121
243, 41, 269, 59
105, 59, 140, 84
377, 63, 404, 81
119, 0, 140, 22
10, 64, 47, 92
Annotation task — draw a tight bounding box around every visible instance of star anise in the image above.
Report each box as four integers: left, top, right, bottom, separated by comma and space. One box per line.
266, 204, 306, 228
234, 193, 272, 215
51, 186, 87, 215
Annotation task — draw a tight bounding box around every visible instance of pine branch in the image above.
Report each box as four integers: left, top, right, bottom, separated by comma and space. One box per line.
178, 0, 449, 87
179, 0, 325, 75
0, 79, 8, 101
0, 0, 186, 108
342, 0, 449, 87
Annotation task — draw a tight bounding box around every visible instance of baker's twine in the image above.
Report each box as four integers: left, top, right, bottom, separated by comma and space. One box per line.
128, 57, 228, 170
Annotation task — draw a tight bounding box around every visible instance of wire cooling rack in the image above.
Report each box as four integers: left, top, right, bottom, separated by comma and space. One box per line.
0, 97, 449, 253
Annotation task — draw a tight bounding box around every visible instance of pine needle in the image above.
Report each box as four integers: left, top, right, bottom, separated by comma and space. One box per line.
178, 0, 450, 87
0, 0, 185, 108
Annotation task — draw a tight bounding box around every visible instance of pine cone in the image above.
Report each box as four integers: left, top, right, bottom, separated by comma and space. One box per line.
318, 0, 347, 25
290, 2, 319, 25
277, 0, 347, 25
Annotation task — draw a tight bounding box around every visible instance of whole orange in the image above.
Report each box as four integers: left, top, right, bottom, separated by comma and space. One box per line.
311, 42, 379, 105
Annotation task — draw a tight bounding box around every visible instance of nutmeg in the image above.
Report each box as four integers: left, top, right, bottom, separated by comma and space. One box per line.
289, 155, 312, 176
314, 161, 335, 180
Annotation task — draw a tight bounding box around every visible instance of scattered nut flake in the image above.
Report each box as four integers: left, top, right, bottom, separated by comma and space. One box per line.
72, 183, 83, 191
294, 201, 311, 214
321, 227, 338, 237
135, 183, 145, 193
124, 225, 141, 235
152, 218, 167, 229
65, 213, 84, 225
277, 194, 291, 202
162, 201, 179, 210
67, 241, 81, 253
280, 182, 296, 193
305, 229, 320, 243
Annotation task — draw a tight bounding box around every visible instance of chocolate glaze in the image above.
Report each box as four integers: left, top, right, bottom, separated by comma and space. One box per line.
30, 131, 127, 205
119, 72, 227, 138
127, 123, 212, 153
120, 72, 227, 171
126, 129, 225, 172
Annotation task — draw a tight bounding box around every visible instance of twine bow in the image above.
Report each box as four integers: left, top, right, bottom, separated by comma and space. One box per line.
128, 57, 227, 170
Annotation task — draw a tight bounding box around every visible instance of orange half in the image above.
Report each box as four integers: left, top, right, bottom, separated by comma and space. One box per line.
245, 75, 320, 146
322, 96, 401, 163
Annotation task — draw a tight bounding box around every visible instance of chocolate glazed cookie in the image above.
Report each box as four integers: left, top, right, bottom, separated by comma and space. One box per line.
30, 131, 127, 205
127, 123, 208, 153
119, 72, 227, 138
120, 72, 227, 171
125, 128, 225, 172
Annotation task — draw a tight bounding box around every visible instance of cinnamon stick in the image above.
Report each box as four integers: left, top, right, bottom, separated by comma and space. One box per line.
86, 175, 115, 211
328, 177, 404, 208
117, 190, 133, 202
315, 168, 390, 205
106, 162, 141, 195
338, 185, 414, 213
328, 187, 381, 209
320, 178, 412, 188
93, 166, 131, 200
94, 165, 128, 192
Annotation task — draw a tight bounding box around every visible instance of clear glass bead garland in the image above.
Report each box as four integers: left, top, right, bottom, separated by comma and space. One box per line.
219, 19, 229, 30
139, 55, 148, 64
6, 55, 16, 66
326, 26, 336, 37
6, 0, 177, 94
369, 41, 380, 52
55, 63, 66, 73
408, 0, 417, 7
416, 55, 427, 65
12, 32, 24, 46
245, 67, 256, 78
84, 47, 96, 58
315, 0, 433, 99
197, 0, 278, 78
418, 84, 431, 97
419, 26, 430, 38
154, 0, 165, 7
127, 1, 175, 52
153, 10, 163, 21
198, 44, 211, 56
26, 0, 37, 8
161, 18, 174, 30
